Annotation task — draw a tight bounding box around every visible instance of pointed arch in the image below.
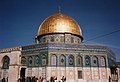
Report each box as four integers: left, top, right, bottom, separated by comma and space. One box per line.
21, 56, 26, 64
2, 56, 10, 69
50, 54, 57, 66
28, 56, 33, 67
59, 54, 66, 66
35, 55, 39, 66
42, 54, 47, 66
76, 55, 83, 66
85, 55, 91, 66
92, 56, 98, 67
101, 56, 106, 67
68, 55, 74, 66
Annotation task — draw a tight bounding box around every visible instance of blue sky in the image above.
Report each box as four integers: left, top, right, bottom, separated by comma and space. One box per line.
0, 0, 120, 61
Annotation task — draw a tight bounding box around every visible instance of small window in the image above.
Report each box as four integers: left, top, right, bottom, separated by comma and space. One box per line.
51, 54, 57, 66
92, 56, 98, 66
68, 55, 74, 66
77, 55, 83, 66
78, 39, 80, 43
60, 36, 64, 42
51, 36, 54, 42
85, 55, 90, 66
43, 37, 46, 43
35, 56, 39, 66
21, 57, 26, 64
78, 71, 82, 79
59, 54, 66, 66
101, 56, 106, 66
42, 54, 46, 66
71, 37, 74, 43
2, 56, 10, 69
28, 56, 33, 67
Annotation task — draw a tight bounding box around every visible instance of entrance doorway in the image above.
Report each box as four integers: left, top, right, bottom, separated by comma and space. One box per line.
20, 68, 26, 77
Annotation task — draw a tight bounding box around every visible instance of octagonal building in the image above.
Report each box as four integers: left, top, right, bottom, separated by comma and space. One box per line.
0, 13, 117, 82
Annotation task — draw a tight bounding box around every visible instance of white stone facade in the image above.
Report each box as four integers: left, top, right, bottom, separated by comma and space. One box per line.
0, 47, 21, 82
24, 67, 110, 82
0, 46, 117, 82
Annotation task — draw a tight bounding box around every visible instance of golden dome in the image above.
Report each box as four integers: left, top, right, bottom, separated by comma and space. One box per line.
38, 13, 82, 37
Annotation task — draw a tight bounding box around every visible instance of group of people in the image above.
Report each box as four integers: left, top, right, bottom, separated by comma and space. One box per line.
50, 76, 66, 82
18, 76, 66, 82
0, 77, 8, 82
18, 76, 43, 82
61, 76, 66, 82
50, 76, 57, 82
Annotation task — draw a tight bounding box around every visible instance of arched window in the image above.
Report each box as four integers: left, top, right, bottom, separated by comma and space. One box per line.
21, 56, 26, 64
77, 39, 81, 43
51, 54, 57, 66
71, 37, 74, 43
43, 37, 46, 43
85, 55, 91, 66
59, 54, 66, 66
50, 36, 54, 42
101, 56, 106, 66
60, 36, 64, 42
2, 56, 10, 69
28, 56, 33, 67
77, 55, 83, 66
35, 55, 39, 66
68, 55, 74, 66
92, 56, 98, 67
42, 54, 46, 66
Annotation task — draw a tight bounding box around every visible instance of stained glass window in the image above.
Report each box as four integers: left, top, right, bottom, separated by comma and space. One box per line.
69, 55, 74, 66
71, 37, 74, 43
92, 56, 98, 66
21, 56, 26, 64
85, 55, 90, 66
35, 55, 39, 66
59, 54, 66, 66
43, 37, 46, 43
51, 54, 57, 66
60, 36, 64, 42
50, 36, 54, 42
28, 56, 33, 66
101, 56, 106, 66
42, 54, 46, 66
77, 55, 83, 66
2, 56, 10, 69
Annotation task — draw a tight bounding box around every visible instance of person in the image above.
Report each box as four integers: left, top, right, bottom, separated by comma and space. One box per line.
54, 76, 57, 82
42, 79, 47, 82
54, 76, 57, 81
32, 76, 36, 82
50, 77, 53, 82
109, 76, 111, 82
61, 76, 66, 82
22, 76, 25, 82
50, 76, 57, 82
26, 77, 30, 82
2, 78, 5, 82
39, 76, 43, 82
36, 78, 38, 82
51, 76, 55, 82
0, 78, 1, 82
6, 77, 8, 82
18, 78, 22, 82
41, 77, 44, 82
